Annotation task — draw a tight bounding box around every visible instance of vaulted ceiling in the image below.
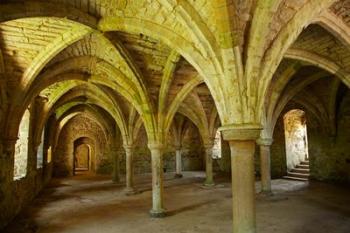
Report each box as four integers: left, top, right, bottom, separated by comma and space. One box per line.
0, 0, 350, 146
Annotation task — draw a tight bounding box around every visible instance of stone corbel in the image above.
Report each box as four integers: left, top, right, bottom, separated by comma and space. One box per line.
34, 95, 48, 115
35, 95, 49, 104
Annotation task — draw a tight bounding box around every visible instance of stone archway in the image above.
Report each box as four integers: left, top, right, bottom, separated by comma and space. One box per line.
73, 137, 95, 176
284, 109, 309, 170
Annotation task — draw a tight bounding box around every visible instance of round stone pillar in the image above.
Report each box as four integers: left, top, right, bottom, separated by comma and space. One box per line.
1, 138, 17, 182
124, 144, 137, 195
203, 142, 214, 186
111, 145, 120, 183
256, 138, 273, 195
174, 145, 183, 178
148, 143, 166, 217
221, 125, 261, 233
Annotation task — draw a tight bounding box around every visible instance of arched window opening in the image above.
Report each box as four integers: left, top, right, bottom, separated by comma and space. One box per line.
283, 109, 309, 172
14, 109, 30, 180
212, 130, 222, 159
37, 130, 44, 169
47, 146, 52, 163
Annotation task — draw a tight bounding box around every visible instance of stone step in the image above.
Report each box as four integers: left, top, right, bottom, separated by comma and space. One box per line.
296, 164, 309, 169
291, 168, 310, 174
300, 161, 309, 165
283, 176, 309, 182
287, 171, 310, 179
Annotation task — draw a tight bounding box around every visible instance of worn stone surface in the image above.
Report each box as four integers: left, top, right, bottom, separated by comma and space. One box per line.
1, 1, 350, 232
3, 173, 350, 233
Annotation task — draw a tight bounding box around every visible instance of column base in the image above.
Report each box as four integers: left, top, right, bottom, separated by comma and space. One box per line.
149, 209, 166, 218
174, 173, 183, 178
124, 187, 139, 196
203, 180, 215, 187
258, 190, 274, 197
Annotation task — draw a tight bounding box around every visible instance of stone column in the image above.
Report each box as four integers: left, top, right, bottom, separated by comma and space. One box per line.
124, 144, 137, 194
1, 138, 17, 182
112, 145, 120, 183
221, 125, 261, 233
203, 143, 214, 186
174, 145, 183, 178
32, 96, 48, 172
0, 138, 17, 218
257, 138, 273, 195
148, 143, 166, 217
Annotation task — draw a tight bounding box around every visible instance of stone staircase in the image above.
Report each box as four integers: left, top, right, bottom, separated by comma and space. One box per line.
283, 159, 310, 181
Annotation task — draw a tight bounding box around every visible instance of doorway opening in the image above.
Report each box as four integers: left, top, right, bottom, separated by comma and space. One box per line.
73, 137, 93, 176
283, 109, 310, 181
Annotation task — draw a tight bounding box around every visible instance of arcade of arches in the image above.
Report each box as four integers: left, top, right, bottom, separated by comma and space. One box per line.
1, 1, 350, 233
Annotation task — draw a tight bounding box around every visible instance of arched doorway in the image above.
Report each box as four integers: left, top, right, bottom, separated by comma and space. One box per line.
73, 137, 94, 176
283, 109, 310, 180
75, 144, 90, 171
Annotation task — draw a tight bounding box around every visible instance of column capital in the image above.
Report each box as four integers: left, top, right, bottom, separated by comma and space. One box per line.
35, 95, 49, 104
219, 124, 262, 141
256, 138, 273, 146
203, 142, 214, 149
148, 142, 164, 151
123, 144, 134, 151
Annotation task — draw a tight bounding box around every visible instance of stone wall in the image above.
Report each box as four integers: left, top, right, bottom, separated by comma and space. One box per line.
118, 123, 205, 175
270, 117, 288, 178
75, 144, 90, 169
52, 115, 228, 177
270, 97, 350, 183
0, 115, 53, 229
308, 91, 350, 183
215, 140, 231, 173
53, 115, 109, 177
13, 109, 30, 180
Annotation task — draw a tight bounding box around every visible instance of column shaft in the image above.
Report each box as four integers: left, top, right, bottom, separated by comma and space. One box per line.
204, 144, 214, 186
229, 140, 256, 233
257, 138, 273, 194
260, 145, 272, 193
149, 143, 165, 217
124, 145, 137, 194
112, 147, 120, 183
175, 148, 183, 178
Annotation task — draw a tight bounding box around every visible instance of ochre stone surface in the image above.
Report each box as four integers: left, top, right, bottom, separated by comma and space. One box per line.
1, 1, 350, 233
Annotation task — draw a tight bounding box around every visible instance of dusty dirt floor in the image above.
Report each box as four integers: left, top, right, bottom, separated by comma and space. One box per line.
3, 171, 350, 233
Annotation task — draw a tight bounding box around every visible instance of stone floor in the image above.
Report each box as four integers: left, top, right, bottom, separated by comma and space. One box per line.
3, 172, 350, 233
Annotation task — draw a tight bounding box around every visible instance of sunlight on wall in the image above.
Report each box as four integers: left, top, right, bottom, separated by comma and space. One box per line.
47, 146, 52, 163
212, 130, 222, 159
14, 109, 30, 180
37, 130, 44, 169
284, 109, 309, 171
